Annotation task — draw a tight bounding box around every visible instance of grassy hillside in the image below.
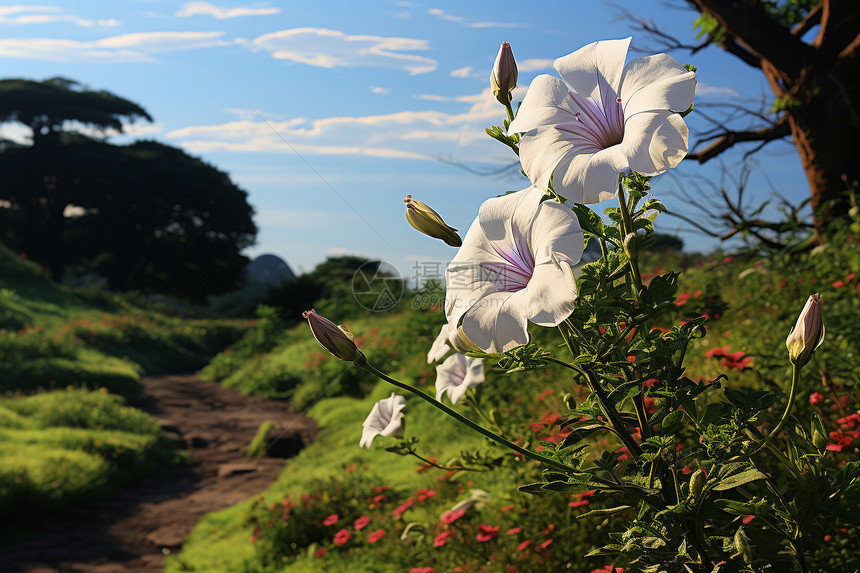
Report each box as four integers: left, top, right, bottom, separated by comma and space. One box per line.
168, 242, 860, 573
0, 243, 250, 535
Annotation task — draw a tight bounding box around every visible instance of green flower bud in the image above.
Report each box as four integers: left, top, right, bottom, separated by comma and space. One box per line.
785, 293, 824, 367
404, 195, 462, 247
490, 42, 517, 105
303, 309, 366, 366
623, 232, 640, 259
689, 469, 707, 499
733, 527, 754, 564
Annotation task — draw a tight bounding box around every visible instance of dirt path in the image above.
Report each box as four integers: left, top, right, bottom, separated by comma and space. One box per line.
1, 373, 316, 573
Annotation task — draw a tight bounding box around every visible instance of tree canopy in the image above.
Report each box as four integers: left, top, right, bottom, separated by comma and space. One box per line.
0, 77, 256, 300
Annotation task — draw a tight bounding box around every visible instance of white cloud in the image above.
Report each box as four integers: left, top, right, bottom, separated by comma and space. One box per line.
413, 94, 450, 102
518, 58, 552, 72
450, 66, 472, 78
225, 108, 284, 121
166, 88, 510, 163
0, 5, 122, 27
696, 83, 740, 97
427, 8, 519, 29
370, 86, 389, 95
250, 28, 436, 75
176, 2, 280, 19
0, 31, 229, 62
256, 209, 353, 228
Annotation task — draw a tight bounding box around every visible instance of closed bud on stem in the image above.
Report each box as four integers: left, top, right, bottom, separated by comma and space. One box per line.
404, 195, 462, 247
785, 293, 824, 367
688, 469, 706, 499
623, 232, 640, 259
303, 309, 366, 366
490, 42, 517, 105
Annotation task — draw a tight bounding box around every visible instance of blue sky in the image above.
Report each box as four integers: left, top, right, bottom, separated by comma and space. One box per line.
0, 1, 807, 280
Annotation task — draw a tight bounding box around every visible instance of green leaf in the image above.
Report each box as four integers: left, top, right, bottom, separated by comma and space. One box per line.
661, 410, 685, 431
518, 482, 549, 494
542, 481, 591, 493
713, 468, 768, 491
577, 505, 634, 519
560, 424, 605, 449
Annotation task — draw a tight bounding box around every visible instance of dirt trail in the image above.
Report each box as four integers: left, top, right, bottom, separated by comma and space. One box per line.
1, 373, 316, 573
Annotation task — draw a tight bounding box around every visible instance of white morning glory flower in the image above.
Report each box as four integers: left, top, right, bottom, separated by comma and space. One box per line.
359, 393, 406, 449
435, 354, 485, 404
445, 186, 583, 352
507, 37, 696, 204
427, 322, 453, 364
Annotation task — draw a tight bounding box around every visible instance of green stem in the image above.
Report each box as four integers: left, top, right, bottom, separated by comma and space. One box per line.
556, 327, 642, 459
361, 362, 576, 474
768, 363, 801, 440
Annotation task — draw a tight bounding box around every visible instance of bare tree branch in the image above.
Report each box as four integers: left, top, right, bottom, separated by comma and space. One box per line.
791, 2, 823, 37
686, 116, 791, 163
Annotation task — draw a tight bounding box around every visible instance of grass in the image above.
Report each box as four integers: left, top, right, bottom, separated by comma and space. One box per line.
0, 241, 250, 536
167, 240, 860, 572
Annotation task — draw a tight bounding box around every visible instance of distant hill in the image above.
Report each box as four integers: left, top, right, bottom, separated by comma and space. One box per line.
246, 254, 296, 286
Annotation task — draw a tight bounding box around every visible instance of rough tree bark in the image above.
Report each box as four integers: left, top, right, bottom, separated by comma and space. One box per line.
684, 0, 860, 236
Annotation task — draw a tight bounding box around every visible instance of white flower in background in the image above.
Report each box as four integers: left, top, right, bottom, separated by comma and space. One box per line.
359, 393, 406, 448
435, 354, 485, 404
507, 37, 696, 204
427, 322, 453, 363
445, 186, 584, 352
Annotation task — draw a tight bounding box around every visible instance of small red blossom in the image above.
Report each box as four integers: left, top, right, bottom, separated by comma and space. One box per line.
368, 528, 385, 543
500, 504, 515, 512
833, 280, 846, 288
568, 500, 590, 508
441, 508, 466, 524
477, 524, 500, 542
393, 498, 415, 517
517, 539, 534, 551
333, 528, 350, 546
434, 530, 454, 547
535, 389, 554, 401
314, 547, 327, 558
323, 514, 339, 526
540, 538, 554, 549
507, 527, 522, 535
411, 568, 435, 573
354, 516, 371, 530
743, 515, 755, 525
810, 392, 824, 405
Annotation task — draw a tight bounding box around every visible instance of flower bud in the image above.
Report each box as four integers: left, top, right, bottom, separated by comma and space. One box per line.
490, 42, 517, 105
404, 195, 462, 247
623, 232, 640, 260
303, 309, 365, 365
785, 293, 824, 367
688, 469, 707, 499
733, 527, 754, 564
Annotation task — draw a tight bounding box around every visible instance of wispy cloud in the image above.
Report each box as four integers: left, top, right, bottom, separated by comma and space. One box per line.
696, 83, 740, 98
0, 31, 228, 62
248, 28, 436, 75
450, 66, 472, 78
166, 88, 515, 162
370, 86, 390, 95
518, 58, 552, 72
0, 5, 121, 27
176, 2, 280, 19
427, 8, 519, 29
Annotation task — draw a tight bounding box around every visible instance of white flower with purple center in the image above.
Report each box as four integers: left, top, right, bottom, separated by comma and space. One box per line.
507, 37, 696, 204
435, 354, 485, 404
359, 393, 406, 449
445, 186, 584, 352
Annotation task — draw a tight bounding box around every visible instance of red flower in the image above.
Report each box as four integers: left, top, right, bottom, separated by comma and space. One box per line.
743, 515, 755, 525
345, 463, 356, 473
535, 389, 554, 401
540, 538, 554, 549
333, 529, 350, 546
568, 500, 589, 508
323, 514, 339, 526
517, 539, 533, 551
393, 498, 415, 517
314, 548, 327, 558
477, 524, 500, 542
507, 527, 522, 535
411, 568, 435, 573
354, 516, 371, 530
809, 392, 824, 405
368, 529, 385, 543
441, 508, 466, 524
500, 504, 515, 512
434, 530, 454, 547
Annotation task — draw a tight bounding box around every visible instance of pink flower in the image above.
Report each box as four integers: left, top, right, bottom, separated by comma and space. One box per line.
323, 514, 339, 526
786, 293, 825, 367
333, 529, 350, 546
368, 529, 385, 543
354, 516, 371, 530
441, 508, 466, 524
434, 530, 454, 547
810, 392, 824, 405
477, 524, 500, 542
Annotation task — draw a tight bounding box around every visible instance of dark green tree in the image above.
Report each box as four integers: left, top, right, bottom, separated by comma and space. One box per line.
0, 77, 257, 299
